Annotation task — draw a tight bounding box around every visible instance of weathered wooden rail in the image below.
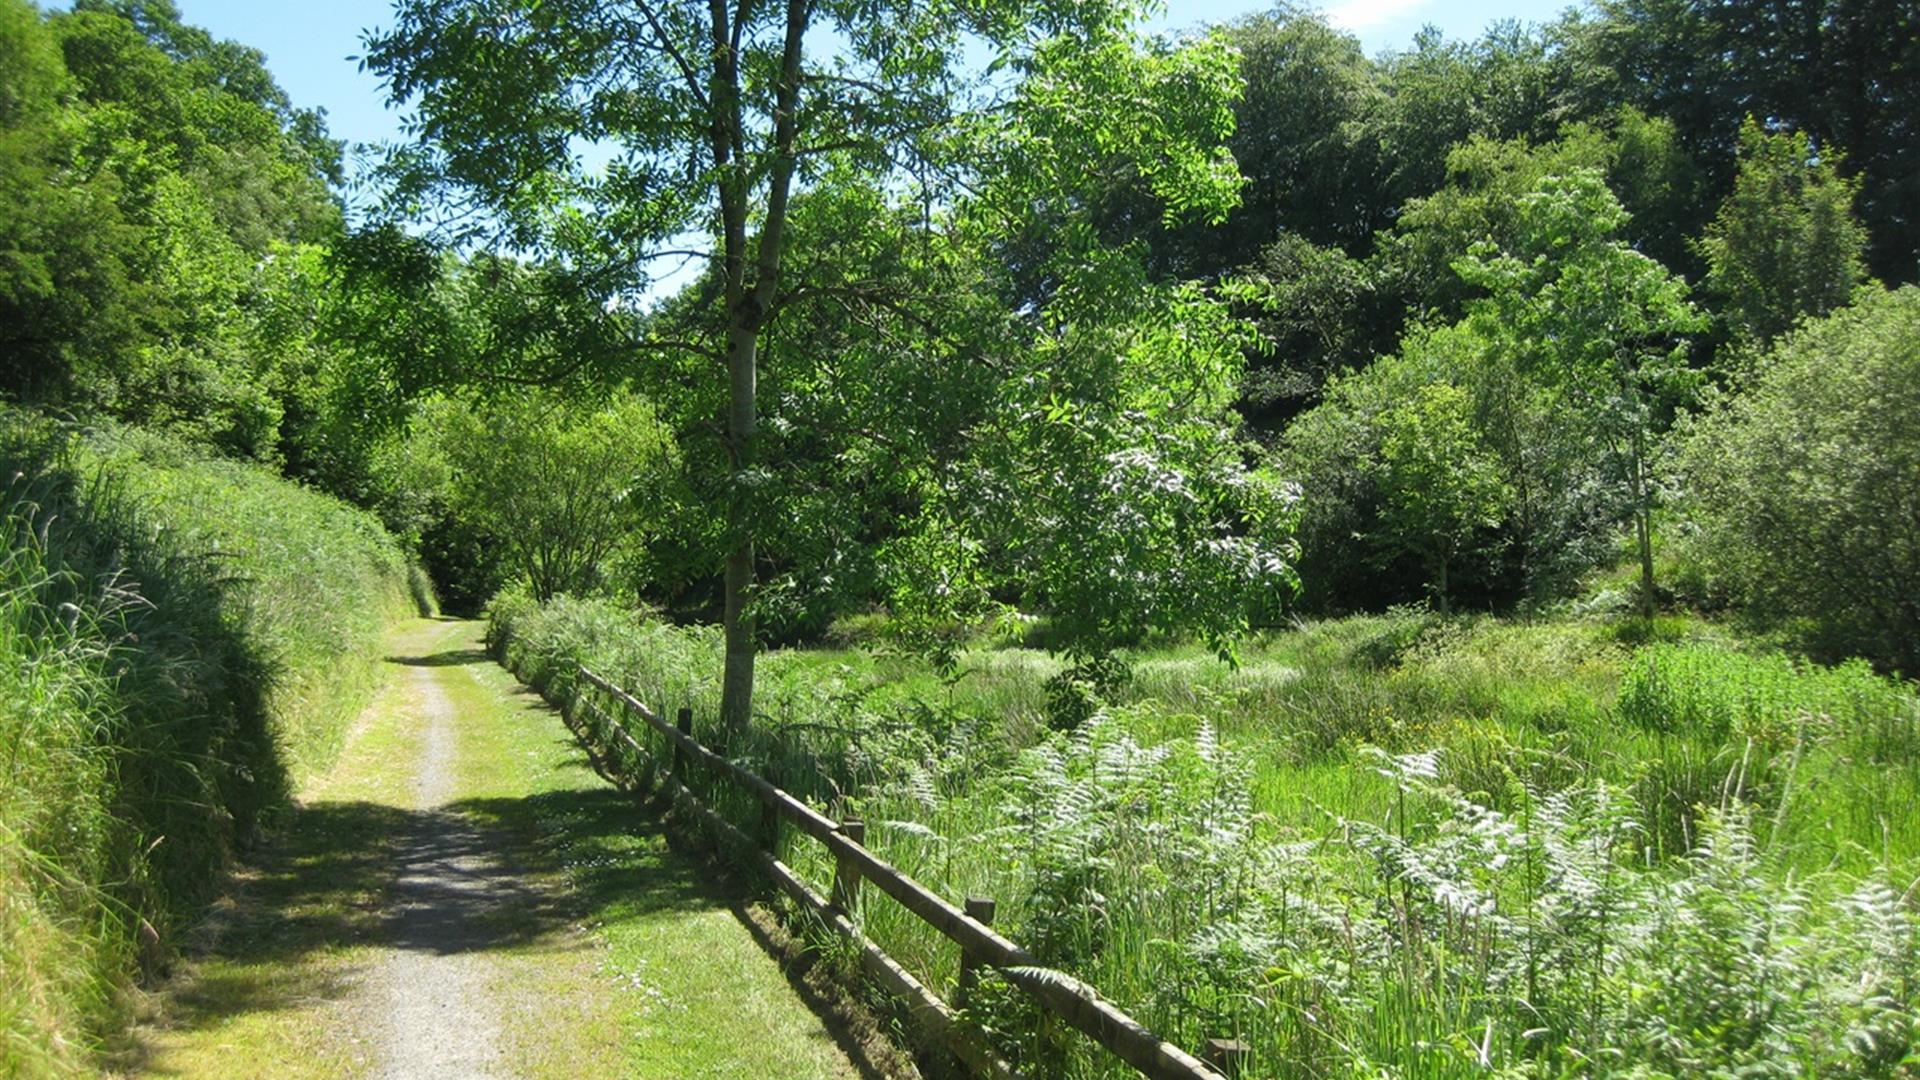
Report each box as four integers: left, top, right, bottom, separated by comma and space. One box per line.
567, 664, 1247, 1080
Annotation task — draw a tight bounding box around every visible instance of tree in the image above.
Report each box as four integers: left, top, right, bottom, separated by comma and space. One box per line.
438, 391, 675, 603
1682, 286, 1920, 672
1111, 4, 1382, 279
1281, 322, 1556, 613
1455, 169, 1703, 616
1698, 118, 1869, 348
59, 0, 343, 250
2, 0, 345, 456
1569, 0, 1920, 281
0, 0, 150, 403
1235, 233, 1380, 433
363, 1, 1262, 730
1219, 5, 1381, 256
1373, 109, 1699, 330
1376, 382, 1506, 612
1284, 171, 1702, 615
1369, 21, 1594, 217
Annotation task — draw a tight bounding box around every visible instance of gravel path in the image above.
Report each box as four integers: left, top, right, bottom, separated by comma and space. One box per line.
361, 646, 526, 1078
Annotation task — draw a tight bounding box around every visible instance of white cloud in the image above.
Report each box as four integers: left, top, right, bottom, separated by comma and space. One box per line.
1321, 0, 1435, 31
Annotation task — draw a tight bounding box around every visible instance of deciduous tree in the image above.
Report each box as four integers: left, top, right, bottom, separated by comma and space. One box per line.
1456, 169, 1703, 616
1377, 382, 1506, 612
363, 0, 1273, 729
437, 390, 675, 602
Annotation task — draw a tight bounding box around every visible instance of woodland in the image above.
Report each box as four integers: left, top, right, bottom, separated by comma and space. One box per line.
2, 0, 1919, 1076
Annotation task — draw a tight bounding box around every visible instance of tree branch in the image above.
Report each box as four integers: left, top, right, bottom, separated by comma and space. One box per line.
471, 335, 721, 388
626, 0, 713, 113
748, 0, 810, 320
708, 0, 747, 302
772, 280, 986, 362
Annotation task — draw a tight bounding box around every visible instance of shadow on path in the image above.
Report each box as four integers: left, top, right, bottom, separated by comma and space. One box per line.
384, 647, 492, 668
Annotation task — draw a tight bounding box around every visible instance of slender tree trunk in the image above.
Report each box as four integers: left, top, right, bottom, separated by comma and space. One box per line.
1633, 435, 1656, 620
1436, 555, 1451, 616
714, 0, 807, 734
1637, 508, 1656, 620
720, 321, 758, 732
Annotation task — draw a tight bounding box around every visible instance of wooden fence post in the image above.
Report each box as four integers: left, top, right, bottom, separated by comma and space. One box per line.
830, 819, 865, 915
674, 707, 692, 780
1201, 1038, 1248, 1078
954, 896, 996, 1012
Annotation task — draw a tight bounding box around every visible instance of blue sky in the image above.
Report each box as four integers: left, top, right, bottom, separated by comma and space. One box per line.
50, 0, 1581, 177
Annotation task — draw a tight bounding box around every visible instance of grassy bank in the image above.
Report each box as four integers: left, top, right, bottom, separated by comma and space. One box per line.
491, 592, 1920, 1078
0, 413, 421, 1075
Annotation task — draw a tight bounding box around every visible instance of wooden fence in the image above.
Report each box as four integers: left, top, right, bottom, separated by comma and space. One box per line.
564, 664, 1249, 1080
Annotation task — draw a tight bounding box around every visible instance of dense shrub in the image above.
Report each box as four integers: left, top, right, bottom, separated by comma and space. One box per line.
0, 413, 416, 1073
488, 589, 720, 723
1683, 285, 1920, 673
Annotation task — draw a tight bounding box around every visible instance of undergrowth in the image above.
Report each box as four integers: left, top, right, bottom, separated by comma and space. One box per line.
0, 411, 419, 1075
490, 592, 1920, 1078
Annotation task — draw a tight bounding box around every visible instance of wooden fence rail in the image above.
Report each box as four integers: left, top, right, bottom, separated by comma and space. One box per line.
571, 665, 1231, 1080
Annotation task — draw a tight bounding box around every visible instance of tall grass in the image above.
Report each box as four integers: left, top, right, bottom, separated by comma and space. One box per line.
0, 412, 419, 1074
1, 478, 126, 1077
492, 592, 1920, 1077
1620, 643, 1914, 745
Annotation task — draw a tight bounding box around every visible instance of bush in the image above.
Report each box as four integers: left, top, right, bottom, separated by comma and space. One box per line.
0, 413, 415, 1073
1682, 285, 1920, 673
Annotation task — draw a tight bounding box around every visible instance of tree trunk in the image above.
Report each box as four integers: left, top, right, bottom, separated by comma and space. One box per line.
712, 0, 806, 734
1436, 556, 1451, 616
1637, 507, 1656, 621
719, 320, 758, 733
1633, 434, 1656, 621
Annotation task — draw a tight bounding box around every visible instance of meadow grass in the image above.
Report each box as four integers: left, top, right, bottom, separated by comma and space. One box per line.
493, 591, 1920, 1078
0, 411, 419, 1075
